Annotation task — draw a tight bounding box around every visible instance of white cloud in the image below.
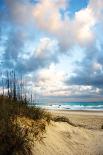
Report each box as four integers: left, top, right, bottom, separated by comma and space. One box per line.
89, 0, 103, 21
2, 0, 103, 100
92, 62, 102, 72
35, 37, 58, 58
32, 0, 100, 49
75, 7, 95, 44
35, 64, 68, 96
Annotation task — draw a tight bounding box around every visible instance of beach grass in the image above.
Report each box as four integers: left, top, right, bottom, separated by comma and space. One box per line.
0, 95, 51, 155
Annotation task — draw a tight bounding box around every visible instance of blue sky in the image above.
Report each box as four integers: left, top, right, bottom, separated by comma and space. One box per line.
0, 0, 103, 102
69, 0, 89, 14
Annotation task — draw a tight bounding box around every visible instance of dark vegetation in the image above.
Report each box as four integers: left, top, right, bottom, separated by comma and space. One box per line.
0, 71, 51, 155
101, 125, 103, 129
52, 116, 77, 127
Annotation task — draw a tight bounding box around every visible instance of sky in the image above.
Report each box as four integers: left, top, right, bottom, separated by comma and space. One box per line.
0, 0, 103, 103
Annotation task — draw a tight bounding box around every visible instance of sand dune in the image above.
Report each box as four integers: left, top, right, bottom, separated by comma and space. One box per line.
33, 122, 103, 155
32, 111, 103, 155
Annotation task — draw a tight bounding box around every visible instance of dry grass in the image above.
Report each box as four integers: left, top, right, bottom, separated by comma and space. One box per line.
0, 96, 51, 155
52, 116, 77, 127
101, 125, 103, 129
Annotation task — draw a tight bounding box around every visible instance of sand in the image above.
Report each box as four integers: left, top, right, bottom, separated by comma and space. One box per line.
32, 110, 103, 155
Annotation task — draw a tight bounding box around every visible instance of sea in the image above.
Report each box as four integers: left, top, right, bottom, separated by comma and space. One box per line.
36, 102, 103, 111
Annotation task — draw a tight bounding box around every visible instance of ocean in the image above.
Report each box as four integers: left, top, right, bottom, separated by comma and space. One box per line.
36, 102, 103, 111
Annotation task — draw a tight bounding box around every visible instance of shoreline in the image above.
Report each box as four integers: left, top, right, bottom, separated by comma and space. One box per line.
47, 109, 103, 116
36, 104, 103, 112
47, 109, 103, 112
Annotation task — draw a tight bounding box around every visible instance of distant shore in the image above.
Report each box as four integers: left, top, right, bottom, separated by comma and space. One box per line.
36, 103, 103, 111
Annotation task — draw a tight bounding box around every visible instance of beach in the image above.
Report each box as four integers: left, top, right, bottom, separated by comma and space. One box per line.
33, 110, 103, 155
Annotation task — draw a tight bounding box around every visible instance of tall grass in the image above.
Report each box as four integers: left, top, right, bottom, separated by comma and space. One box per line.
0, 71, 51, 155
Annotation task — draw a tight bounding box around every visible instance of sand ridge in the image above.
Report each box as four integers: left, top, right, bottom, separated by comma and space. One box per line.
32, 111, 103, 155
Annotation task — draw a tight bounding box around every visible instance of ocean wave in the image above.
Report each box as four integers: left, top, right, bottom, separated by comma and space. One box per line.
36, 104, 103, 111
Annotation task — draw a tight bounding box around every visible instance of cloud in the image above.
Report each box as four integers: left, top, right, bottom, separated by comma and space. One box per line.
34, 64, 68, 96
89, 0, 103, 21
14, 37, 59, 74
1, 0, 103, 100
35, 38, 59, 58
64, 0, 103, 95
32, 0, 96, 50
2, 0, 101, 72
65, 43, 103, 91
1, 0, 34, 71
35, 65, 102, 98
65, 41, 103, 93
1, 0, 60, 74
5, 0, 34, 26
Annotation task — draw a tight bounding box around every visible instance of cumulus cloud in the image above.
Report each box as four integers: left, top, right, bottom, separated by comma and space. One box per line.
1, 0, 60, 74
1, 0, 103, 100
1, 0, 101, 71
32, 0, 97, 50
34, 64, 67, 96
14, 37, 59, 73
64, 0, 103, 93
66, 44, 103, 93
1, 0, 34, 71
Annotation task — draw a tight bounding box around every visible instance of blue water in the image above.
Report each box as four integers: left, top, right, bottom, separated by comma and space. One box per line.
36, 102, 103, 110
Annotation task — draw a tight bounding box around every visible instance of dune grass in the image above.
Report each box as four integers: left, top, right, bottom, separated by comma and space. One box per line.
52, 116, 77, 127
101, 125, 103, 129
0, 96, 51, 155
